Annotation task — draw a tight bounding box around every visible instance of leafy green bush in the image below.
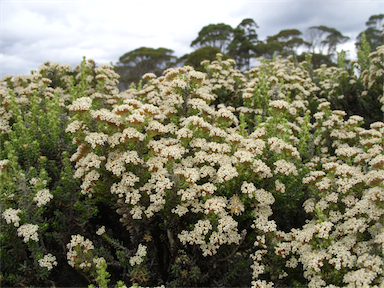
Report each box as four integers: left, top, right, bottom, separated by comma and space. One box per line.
1, 45, 383, 287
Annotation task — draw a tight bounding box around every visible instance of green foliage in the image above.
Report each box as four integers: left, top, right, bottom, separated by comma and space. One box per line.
112, 13, 380, 94
88, 258, 110, 288
1, 42, 384, 288
228, 18, 260, 70
356, 14, 384, 52
264, 29, 308, 59
115, 47, 176, 90
307, 26, 350, 59
191, 23, 234, 52
357, 31, 372, 73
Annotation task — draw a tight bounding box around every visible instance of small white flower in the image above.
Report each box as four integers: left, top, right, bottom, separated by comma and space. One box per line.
96, 226, 105, 236
38, 254, 58, 270
17, 224, 39, 242
2, 208, 21, 227
129, 244, 147, 266
33, 189, 53, 207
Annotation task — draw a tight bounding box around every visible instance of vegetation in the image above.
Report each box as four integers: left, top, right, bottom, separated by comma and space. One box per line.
115, 47, 177, 91
180, 46, 228, 73
0, 15, 383, 288
115, 14, 383, 91
356, 14, 384, 52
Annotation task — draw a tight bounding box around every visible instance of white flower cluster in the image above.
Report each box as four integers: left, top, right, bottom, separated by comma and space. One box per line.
269, 100, 290, 110
96, 226, 105, 235
57, 52, 384, 286
90, 108, 124, 126
17, 223, 39, 243
204, 196, 227, 215
275, 179, 285, 193
65, 120, 86, 134
85, 132, 108, 149
108, 128, 145, 148
0, 159, 9, 171
38, 253, 58, 271
67, 97, 92, 112
228, 195, 245, 215
33, 188, 53, 207
274, 103, 384, 286
2, 208, 21, 227
274, 159, 298, 176
80, 170, 100, 195
105, 150, 142, 176
251, 159, 273, 178
268, 137, 300, 158
241, 181, 256, 198
129, 244, 147, 266
178, 210, 244, 257
66, 234, 94, 268
73, 152, 105, 179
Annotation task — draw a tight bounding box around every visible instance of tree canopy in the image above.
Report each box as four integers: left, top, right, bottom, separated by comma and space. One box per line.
190, 23, 234, 53
356, 14, 384, 51
114, 14, 382, 89
228, 18, 260, 70
114, 47, 176, 90
306, 26, 349, 59
262, 29, 307, 59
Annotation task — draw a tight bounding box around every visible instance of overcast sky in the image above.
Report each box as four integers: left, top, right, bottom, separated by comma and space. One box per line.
1, 0, 383, 78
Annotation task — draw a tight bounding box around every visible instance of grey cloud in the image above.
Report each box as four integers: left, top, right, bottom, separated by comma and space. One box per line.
233, 1, 381, 41
1, 0, 383, 78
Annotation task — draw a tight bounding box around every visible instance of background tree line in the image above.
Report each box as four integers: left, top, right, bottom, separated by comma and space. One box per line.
114, 14, 383, 91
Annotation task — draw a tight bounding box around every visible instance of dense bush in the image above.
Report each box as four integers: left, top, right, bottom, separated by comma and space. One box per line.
0, 44, 383, 287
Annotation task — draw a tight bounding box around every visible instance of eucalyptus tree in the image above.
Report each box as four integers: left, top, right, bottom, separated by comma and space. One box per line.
267, 29, 307, 57
228, 18, 260, 70
356, 14, 384, 52
257, 29, 307, 60
305, 26, 349, 60
190, 23, 234, 53
115, 47, 177, 90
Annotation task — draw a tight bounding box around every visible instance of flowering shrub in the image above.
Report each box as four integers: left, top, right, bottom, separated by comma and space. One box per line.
0, 45, 383, 287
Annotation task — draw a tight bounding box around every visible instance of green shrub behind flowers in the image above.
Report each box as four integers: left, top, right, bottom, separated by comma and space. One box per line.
0, 47, 383, 287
